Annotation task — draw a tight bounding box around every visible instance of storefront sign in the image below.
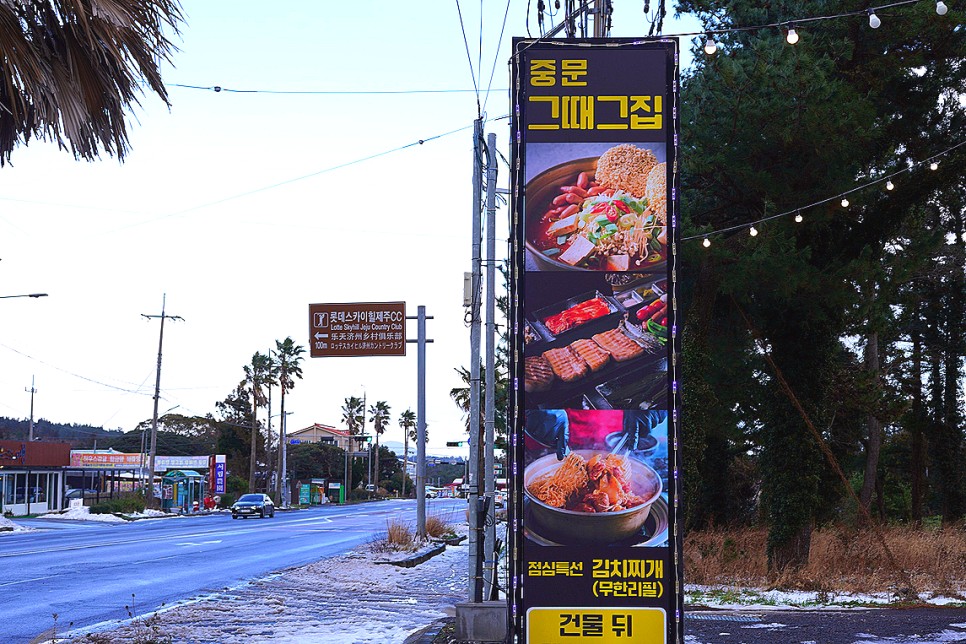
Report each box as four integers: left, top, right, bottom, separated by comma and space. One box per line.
511, 38, 681, 643
210, 455, 227, 494
71, 452, 222, 473
308, 301, 406, 357
70, 452, 143, 468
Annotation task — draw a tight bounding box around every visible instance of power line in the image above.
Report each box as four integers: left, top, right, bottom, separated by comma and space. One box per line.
0, 342, 155, 395
455, 0, 482, 116
169, 83, 498, 95
482, 0, 514, 116
112, 121, 482, 231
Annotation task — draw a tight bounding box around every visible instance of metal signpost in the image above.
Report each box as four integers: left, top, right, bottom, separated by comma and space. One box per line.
510, 38, 683, 643
309, 301, 430, 537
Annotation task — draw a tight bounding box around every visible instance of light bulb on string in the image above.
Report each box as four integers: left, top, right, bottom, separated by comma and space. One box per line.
704, 37, 717, 55
749, 226, 759, 237
786, 25, 800, 44
886, 180, 894, 191
930, 161, 939, 170
841, 198, 850, 207
794, 212, 803, 223
937, 1, 948, 15
868, 10, 881, 28
702, 238, 711, 248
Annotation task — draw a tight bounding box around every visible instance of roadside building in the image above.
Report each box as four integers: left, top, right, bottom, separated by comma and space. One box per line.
0, 439, 70, 516
288, 423, 353, 451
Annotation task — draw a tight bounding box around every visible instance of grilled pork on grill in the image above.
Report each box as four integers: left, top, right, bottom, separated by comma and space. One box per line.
591, 328, 645, 362
542, 347, 590, 382
569, 338, 611, 372
525, 355, 556, 392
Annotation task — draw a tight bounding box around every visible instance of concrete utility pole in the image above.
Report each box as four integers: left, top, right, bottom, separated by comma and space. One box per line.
483, 131, 499, 600
467, 117, 484, 602
407, 306, 433, 538
26, 376, 37, 441
141, 294, 183, 508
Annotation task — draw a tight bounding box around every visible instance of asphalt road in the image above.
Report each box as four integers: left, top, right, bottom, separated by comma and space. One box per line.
0, 498, 466, 643
685, 607, 966, 643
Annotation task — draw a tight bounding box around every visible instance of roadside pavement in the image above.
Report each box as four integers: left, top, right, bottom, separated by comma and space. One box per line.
52, 524, 469, 644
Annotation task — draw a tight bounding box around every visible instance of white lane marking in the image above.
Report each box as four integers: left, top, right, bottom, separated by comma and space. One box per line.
175, 540, 223, 547
0, 574, 57, 587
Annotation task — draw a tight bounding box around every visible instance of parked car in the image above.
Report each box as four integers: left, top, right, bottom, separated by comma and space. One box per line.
231, 493, 275, 519
65, 488, 98, 500
424, 489, 439, 499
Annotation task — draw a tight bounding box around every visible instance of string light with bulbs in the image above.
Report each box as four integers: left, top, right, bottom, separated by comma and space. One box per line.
692, 141, 964, 248
689, 0, 951, 57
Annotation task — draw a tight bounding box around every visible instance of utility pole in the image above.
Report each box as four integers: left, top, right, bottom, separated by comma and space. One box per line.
141, 294, 183, 508
483, 131, 499, 600
407, 306, 433, 538
467, 117, 484, 602
26, 376, 37, 441
593, 0, 612, 37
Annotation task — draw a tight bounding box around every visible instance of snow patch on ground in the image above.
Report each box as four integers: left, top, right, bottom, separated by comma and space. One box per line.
125, 509, 168, 519
851, 631, 966, 643
685, 584, 966, 609
40, 507, 128, 523
0, 516, 32, 533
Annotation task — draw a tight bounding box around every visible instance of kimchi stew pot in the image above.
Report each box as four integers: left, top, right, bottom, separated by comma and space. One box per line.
525, 157, 667, 272
524, 449, 663, 545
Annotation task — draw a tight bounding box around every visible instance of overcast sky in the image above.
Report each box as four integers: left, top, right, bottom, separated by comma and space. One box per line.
0, 1, 699, 454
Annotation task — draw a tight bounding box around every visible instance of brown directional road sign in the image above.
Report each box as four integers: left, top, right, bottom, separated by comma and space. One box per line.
309, 301, 406, 357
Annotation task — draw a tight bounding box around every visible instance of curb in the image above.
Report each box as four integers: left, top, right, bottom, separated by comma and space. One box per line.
403, 617, 453, 644
376, 543, 447, 568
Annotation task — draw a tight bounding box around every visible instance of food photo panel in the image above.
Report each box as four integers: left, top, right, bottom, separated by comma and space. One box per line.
522, 409, 669, 548
525, 141, 667, 273
524, 272, 669, 411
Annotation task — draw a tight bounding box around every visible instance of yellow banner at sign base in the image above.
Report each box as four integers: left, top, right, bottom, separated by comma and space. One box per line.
527, 607, 666, 643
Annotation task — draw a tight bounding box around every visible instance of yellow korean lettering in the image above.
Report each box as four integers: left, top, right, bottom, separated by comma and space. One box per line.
530, 59, 556, 86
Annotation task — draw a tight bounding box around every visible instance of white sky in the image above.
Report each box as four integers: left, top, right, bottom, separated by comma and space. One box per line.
0, 1, 699, 454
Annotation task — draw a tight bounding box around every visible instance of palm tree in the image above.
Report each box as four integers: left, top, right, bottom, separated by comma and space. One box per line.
399, 409, 416, 497
244, 352, 275, 493
341, 395, 365, 488
0, 1, 183, 166
273, 337, 305, 504
341, 396, 364, 435
368, 401, 391, 488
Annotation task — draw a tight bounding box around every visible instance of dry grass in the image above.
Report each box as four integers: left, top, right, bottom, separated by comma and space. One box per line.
384, 518, 415, 550
424, 514, 452, 539
685, 524, 966, 597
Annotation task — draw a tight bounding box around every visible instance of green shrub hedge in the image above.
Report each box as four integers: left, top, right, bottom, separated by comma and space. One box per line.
89, 493, 146, 515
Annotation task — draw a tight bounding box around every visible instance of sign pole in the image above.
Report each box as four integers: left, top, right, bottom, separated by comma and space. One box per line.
406, 306, 433, 539
416, 306, 428, 538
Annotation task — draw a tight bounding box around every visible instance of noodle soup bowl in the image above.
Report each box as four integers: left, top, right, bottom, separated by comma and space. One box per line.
524, 449, 663, 545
